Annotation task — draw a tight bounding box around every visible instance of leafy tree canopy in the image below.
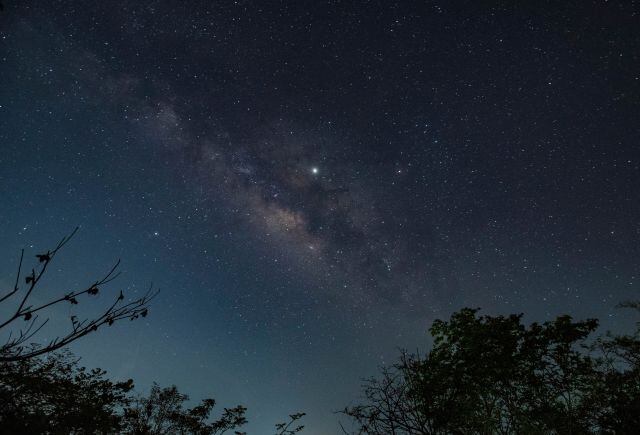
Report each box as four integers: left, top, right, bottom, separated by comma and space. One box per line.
0, 350, 304, 434
342, 305, 640, 434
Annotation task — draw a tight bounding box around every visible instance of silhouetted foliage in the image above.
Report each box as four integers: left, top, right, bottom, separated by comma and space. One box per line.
0, 350, 305, 434
0, 349, 133, 432
275, 412, 306, 435
122, 383, 248, 434
587, 301, 640, 434
0, 228, 158, 361
342, 305, 640, 434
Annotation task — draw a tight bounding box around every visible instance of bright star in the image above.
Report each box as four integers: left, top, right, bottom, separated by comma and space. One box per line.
311, 167, 319, 175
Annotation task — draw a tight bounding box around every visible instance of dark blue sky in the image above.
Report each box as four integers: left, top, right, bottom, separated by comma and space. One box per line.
1, 1, 639, 432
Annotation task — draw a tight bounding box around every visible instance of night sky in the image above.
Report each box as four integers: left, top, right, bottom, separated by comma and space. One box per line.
1, 1, 639, 433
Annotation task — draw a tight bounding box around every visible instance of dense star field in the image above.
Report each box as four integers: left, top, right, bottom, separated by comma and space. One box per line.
0, 1, 638, 433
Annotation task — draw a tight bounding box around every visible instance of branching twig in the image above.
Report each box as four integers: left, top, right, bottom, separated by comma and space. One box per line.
275, 412, 306, 435
0, 228, 158, 362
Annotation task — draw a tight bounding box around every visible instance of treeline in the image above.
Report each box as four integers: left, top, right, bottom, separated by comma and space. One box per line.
1, 233, 638, 433
2, 304, 638, 434
0, 348, 305, 433
0, 350, 257, 433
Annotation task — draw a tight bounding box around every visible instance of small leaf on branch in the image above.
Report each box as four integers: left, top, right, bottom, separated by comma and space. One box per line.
23, 312, 32, 321
87, 286, 99, 295
36, 252, 51, 262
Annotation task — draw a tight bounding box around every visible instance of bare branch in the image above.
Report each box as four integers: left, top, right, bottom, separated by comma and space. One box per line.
0, 229, 157, 362
0, 249, 24, 304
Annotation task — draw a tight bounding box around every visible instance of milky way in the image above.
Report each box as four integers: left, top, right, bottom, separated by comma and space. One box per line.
1, 1, 639, 433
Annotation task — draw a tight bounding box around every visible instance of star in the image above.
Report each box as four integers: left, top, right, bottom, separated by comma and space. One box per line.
311, 167, 319, 175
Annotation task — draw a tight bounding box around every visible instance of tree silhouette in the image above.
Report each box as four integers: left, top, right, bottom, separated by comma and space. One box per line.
587, 301, 640, 433
122, 383, 248, 434
341, 306, 640, 434
0, 349, 307, 434
0, 228, 157, 362
0, 350, 134, 432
